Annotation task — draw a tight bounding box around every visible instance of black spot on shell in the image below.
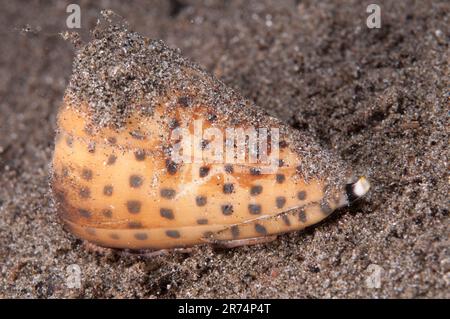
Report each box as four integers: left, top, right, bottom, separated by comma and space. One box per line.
223, 183, 234, 194
279, 140, 288, 148
160, 208, 174, 219
201, 139, 209, 150
103, 185, 113, 196
297, 191, 307, 200
166, 230, 180, 238
221, 204, 233, 215
81, 168, 93, 181
298, 209, 307, 222
197, 218, 208, 225
249, 167, 261, 176
130, 175, 143, 188
250, 185, 263, 196
248, 204, 262, 215
134, 233, 148, 240
196, 196, 207, 207
224, 164, 234, 174
276, 197, 286, 209
278, 159, 285, 167
127, 201, 141, 214
109, 233, 120, 240
281, 214, 291, 226
87, 141, 96, 153
255, 224, 267, 235
230, 225, 240, 239
135, 149, 146, 161
107, 154, 117, 165
78, 209, 91, 218
276, 174, 285, 184
102, 209, 113, 218
128, 221, 142, 229
199, 166, 210, 178
160, 188, 176, 199
166, 159, 178, 175
79, 187, 90, 199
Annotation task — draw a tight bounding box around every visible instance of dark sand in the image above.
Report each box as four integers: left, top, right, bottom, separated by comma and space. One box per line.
0, 0, 448, 298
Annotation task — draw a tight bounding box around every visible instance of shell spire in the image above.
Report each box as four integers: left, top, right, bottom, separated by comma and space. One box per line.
51, 15, 370, 250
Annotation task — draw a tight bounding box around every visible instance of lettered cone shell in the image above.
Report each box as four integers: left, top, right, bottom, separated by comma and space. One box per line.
51, 19, 370, 250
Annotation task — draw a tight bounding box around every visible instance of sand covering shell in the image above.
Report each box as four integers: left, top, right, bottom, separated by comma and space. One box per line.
51, 12, 368, 250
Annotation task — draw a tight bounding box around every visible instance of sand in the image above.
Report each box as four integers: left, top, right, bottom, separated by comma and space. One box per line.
0, 0, 448, 298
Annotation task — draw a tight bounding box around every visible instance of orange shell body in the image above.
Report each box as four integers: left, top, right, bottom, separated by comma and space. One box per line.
51, 99, 356, 250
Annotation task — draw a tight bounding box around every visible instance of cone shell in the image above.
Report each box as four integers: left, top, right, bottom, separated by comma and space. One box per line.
51, 20, 369, 250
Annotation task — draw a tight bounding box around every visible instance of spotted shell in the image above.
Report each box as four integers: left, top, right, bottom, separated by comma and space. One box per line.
51, 97, 370, 250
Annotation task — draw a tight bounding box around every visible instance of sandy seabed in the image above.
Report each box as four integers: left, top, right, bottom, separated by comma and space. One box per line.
0, 0, 448, 298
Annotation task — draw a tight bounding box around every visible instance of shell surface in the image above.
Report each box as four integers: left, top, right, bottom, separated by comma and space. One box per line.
51, 19, 370, 250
